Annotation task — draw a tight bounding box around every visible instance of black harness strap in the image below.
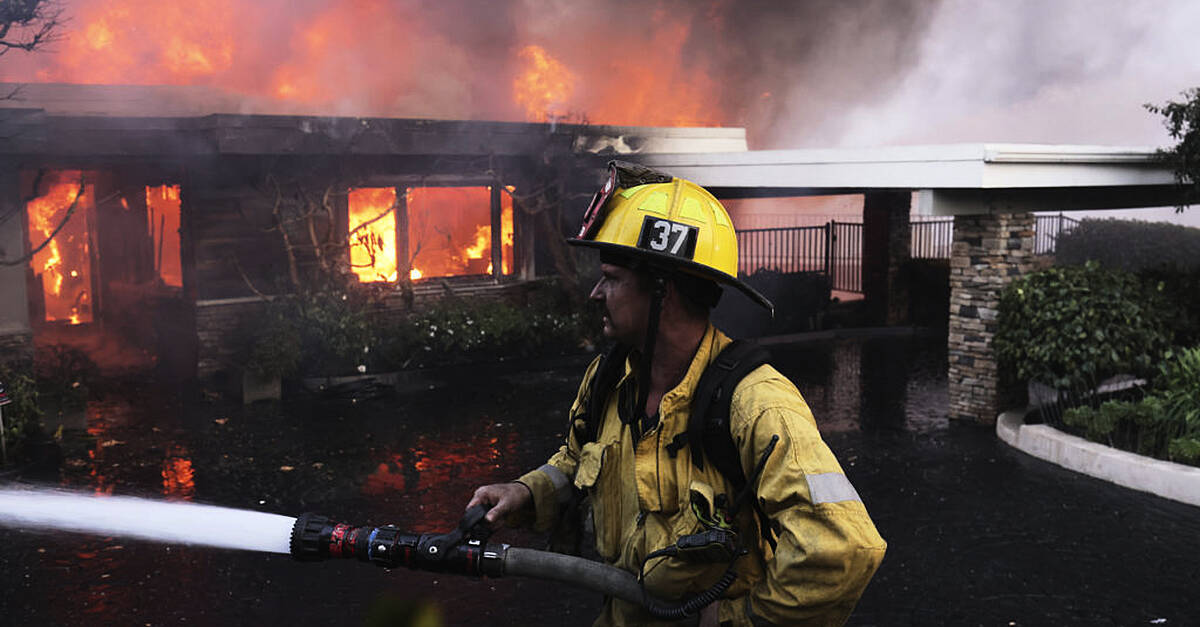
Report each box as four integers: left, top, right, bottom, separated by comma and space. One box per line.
686, 341, 770, 477
576, 339, 778, 549
573, 344, 631, 445
678, 340, 776, 549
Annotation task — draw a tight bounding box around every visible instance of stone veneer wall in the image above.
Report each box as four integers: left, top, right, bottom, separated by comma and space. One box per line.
948, 212, 1035, 423
196, 297, 267, 378
0, 331, 34, 371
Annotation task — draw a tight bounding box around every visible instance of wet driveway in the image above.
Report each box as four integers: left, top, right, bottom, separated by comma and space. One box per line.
1, 333, 1197, 626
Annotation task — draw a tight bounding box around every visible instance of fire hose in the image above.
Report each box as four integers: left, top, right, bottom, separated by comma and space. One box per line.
290, 504, 739, 620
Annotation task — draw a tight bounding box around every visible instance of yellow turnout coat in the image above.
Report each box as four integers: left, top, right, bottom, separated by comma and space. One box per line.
517, 325, 886, 626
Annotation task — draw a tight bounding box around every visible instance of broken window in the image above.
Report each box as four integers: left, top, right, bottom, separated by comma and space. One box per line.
347, 185, 514, 283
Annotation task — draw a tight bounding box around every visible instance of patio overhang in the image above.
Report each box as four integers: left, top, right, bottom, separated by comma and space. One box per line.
637, 143, 1186, 214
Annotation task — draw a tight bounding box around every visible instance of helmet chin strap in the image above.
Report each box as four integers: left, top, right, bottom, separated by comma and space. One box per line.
635, 275, 667, 436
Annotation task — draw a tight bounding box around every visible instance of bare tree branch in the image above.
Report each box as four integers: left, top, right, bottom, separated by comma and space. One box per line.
0, 0, 63, 58
267, 174, 301, 289
228, 253, 271, 301
0, 173, 85, 266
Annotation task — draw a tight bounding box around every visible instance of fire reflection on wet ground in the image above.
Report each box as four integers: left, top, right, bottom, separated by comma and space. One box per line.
1, 334, 1198, 626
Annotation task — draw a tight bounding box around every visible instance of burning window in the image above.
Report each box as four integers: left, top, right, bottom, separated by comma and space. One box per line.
145, 185, 183, 287
347, 185, 514, 283
26, 171, 95, 325
348, 187, 399, 282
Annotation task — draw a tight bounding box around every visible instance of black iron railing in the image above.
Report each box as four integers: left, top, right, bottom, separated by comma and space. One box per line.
737, 214, 1080, 295
736, 221, 862, 293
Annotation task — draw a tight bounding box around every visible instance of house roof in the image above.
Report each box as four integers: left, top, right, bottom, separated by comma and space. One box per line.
0, 83, 747, 158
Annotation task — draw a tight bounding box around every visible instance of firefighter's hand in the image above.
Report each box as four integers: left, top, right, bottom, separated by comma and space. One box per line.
467, 482, 532, 525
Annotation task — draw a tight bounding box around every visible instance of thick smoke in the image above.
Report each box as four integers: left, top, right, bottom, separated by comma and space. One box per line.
834, 0, 1200, 149
2, 0, 941, 146
4, 0, 1198, 154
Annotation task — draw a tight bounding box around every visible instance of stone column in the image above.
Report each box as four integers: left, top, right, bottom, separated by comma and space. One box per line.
0, 166, 34, 370
861, 192, 911, 325
948, 212, 1035, 423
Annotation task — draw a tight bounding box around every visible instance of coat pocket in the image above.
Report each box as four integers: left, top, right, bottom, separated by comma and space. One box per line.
573, 441, 607, 490
574, 440, 628, 561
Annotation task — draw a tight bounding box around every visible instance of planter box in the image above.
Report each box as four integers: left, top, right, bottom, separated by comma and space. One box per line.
242, 371, 282, 404
300, 372, 400, 398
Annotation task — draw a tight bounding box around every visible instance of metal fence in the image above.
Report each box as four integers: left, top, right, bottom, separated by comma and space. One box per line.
829, 221, 862, 293
738, 214, 1081, 295
1035, 213, 1081, 255
911, 219, 954, 259
736, 221, 862, 292
906, 215, 1081, 259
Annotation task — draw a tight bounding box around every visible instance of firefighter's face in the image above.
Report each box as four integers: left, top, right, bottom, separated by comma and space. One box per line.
590, 263, 650, 346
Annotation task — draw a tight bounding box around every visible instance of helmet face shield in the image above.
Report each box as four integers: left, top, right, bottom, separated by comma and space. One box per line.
577, 164, 619, 240
578, 161, 675, 240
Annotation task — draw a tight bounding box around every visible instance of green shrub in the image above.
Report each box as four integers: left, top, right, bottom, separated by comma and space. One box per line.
1055, 348, 1200, 466
246, 308, 303, 378
0, 364, 44, 464
1062, 397, 1184, 460
1157, 347, 1200, 429
1056, 218, 1200, 272
238, 286, 379, 378
35, 345, 97, 409
995, 262, 1173, 389
1140, 267, 1200, 350
1168, 438, 1200, 464
376, 297, 586, 370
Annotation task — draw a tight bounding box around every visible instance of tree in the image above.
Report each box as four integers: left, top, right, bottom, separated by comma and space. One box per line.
1, 0, 59, 53
1146, 88, 1200, 212
0, 0, 65, 258
2, 0, 62, 97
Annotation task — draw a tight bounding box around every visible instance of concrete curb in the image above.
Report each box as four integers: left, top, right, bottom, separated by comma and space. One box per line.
997, 410, 1200, 508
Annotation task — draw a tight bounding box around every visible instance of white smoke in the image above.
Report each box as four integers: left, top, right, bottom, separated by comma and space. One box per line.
832, 0, 1200, 149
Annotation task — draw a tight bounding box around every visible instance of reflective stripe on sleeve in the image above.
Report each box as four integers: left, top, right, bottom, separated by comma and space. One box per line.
538, 464, 574, 505
805, 472, 863, 505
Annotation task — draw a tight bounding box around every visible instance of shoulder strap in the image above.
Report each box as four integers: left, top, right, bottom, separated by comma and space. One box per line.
572, 344, 631, 446
687, 340, 770, 493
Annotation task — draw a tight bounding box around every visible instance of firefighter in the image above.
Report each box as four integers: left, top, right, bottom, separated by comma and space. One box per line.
469, 162, 885, 626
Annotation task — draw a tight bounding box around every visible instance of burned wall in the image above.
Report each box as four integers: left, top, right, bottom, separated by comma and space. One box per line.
186, 154, 553, 379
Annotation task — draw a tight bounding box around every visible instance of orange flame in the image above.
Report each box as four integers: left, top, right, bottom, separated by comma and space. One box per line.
348, 187, 399, 282
513, 45, 575, 122
465, 225, 490, 260
26, 172, 94, 325
9, 2, 724, 128
37, 0, 237, 85
145, 184, 183, 287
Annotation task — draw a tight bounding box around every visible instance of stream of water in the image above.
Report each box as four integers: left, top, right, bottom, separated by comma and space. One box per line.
0, 488, 295, 554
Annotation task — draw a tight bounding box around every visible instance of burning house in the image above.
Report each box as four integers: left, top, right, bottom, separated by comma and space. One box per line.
0, 83, 747, 378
